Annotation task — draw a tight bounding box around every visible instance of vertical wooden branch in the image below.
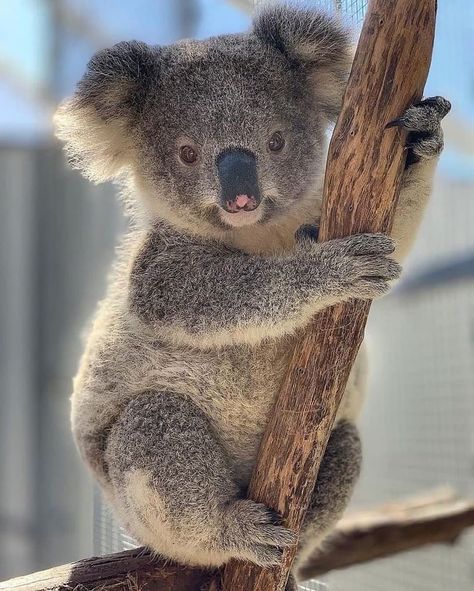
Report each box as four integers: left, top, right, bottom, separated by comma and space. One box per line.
222, 1, 436, 590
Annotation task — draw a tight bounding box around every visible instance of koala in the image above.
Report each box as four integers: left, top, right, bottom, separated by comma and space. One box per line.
54, 4, 450, 588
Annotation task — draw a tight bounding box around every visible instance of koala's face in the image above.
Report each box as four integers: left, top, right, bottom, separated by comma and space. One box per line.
55, 5, 350, 234
135, 35, 324, 230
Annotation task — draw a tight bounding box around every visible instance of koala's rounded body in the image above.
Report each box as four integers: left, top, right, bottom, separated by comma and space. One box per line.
73, 232, 368, 486
56, 4, 448, 585
72, 226, 368, 569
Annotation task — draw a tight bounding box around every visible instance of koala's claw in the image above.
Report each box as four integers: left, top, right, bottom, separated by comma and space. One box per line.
225, 499, 297, 567
386, 96, 451, 131
387, 96, 451, 165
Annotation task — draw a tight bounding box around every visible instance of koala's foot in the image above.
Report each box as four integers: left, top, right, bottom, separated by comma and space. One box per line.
314, 233, 401, 300
387, 96, 451, 166
223, 499, 297, 567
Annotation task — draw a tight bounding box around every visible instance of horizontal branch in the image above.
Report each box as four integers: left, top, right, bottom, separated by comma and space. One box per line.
298, 488, 474, 580
1, 490, 473, 591
0, 549, 211, 591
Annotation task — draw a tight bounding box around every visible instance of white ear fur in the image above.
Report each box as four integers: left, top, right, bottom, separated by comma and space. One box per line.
310, 41, 356, 121
54, 97, 136, 183
54, 41, 155, 183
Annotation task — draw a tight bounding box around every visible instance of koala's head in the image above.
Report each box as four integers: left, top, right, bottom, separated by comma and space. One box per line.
55, 5, 351, 236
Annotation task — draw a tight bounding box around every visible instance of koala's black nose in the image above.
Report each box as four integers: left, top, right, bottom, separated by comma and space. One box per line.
216, 149, 261, 213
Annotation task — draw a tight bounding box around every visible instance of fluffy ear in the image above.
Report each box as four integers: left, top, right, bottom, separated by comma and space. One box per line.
54, 41, 157, 183
253, 4, 353, 120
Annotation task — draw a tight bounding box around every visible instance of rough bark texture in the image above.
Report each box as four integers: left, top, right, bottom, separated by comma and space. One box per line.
221, 1, 437, 589
0, 549, 210, 591
2, 491, 473, 591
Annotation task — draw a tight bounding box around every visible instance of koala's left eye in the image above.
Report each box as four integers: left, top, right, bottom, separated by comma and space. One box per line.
268, 131, 285, 153
179, 145, 199, 165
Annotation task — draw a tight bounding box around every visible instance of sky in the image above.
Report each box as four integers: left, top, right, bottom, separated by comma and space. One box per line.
0, 0, 472, 178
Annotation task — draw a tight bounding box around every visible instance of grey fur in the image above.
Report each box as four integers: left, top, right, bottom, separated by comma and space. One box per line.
305, 421, 361, 532
54, 2, 449, 575
130, 227, 400, 348
106, 391, 296, 567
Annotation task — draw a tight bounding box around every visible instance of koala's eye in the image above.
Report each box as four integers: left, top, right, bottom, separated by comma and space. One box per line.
179, 145, 199, 165
268, 131, 285, 153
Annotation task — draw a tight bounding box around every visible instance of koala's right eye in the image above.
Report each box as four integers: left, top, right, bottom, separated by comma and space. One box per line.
179, 145, 199, 165
268, 131, 285, 153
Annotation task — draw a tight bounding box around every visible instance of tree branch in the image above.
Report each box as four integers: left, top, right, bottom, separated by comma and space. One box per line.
298, 489, 474, 580
222, 1, 437, 589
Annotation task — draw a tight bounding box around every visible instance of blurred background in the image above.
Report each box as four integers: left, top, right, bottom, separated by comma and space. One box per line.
0, 0, 473, 589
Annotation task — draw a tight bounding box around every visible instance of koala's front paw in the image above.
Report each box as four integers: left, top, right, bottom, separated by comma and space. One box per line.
319, 233, 401, 300
224, 499, 297, 567
387, 96, 451, 166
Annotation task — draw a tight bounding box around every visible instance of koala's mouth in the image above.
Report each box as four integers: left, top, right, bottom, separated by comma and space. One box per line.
218, 201, 264, 228
224, 193, 259, 213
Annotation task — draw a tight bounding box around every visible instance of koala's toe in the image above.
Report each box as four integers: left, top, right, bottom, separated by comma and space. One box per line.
224, 499, 296, 567
353, 278, 391, 300
244, 544, 284, 568
254, 523, 297, 548
347, 252, 401, 300
233, 500, 297, 547
342, 233, 396, 256
422, 96, 451, 118
357, 255, 401, 281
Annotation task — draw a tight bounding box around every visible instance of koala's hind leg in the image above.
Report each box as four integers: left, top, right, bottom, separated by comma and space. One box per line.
104, 391, 296, 568
294, 420, 362, 577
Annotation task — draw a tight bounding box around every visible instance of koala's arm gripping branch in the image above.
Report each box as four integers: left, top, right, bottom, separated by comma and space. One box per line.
131, 235, 355, 349
222, 1, 437, 590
